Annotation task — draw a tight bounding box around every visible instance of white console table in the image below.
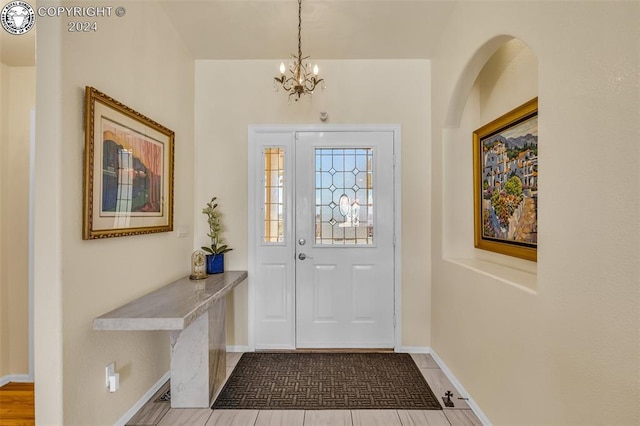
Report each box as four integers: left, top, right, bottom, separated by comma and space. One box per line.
93, 270, 247, 408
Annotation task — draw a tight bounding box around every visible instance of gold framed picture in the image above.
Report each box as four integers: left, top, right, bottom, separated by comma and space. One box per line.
83, 87, 174, 239
473, 98, 538, 261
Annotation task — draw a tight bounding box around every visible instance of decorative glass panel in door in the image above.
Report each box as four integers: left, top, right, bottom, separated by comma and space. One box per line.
315, 149, 374, 245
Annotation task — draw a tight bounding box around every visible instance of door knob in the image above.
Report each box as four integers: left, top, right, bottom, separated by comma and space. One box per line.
298, 253, 312, 260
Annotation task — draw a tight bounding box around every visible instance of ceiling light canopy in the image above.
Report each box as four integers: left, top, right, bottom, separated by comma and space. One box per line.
274, 0, 324, 102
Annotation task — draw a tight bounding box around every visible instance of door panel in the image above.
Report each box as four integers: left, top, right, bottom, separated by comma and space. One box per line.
263, 264, 288, 320
253, 132, 296, 349
313, 264, 338, 321
295, 131, 395, 348
352, 264, 375, 322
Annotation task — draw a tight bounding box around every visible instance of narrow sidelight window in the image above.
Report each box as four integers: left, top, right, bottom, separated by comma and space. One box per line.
263, 147, 285, 243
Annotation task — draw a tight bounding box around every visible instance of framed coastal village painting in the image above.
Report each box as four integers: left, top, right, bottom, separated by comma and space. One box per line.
83, 86, 174, 239
473, 98, 538, 262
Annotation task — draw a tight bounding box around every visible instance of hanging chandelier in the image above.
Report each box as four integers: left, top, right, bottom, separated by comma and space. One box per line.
274, 0, 324, 101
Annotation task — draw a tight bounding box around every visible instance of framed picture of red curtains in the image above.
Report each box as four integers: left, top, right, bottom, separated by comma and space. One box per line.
83, 86, 174, 239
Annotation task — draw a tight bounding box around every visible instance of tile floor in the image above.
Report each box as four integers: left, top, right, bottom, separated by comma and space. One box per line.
126, 352, 484, 426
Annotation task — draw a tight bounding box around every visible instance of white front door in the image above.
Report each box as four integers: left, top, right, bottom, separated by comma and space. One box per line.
250, 127, 398, 350
294, 131, 395, 348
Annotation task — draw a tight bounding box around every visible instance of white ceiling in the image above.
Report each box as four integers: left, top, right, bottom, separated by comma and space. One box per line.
0, 1, 458, 67
159, 1, 457, 60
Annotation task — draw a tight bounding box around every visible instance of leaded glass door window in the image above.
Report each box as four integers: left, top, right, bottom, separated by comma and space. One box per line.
315, 148, 373, 245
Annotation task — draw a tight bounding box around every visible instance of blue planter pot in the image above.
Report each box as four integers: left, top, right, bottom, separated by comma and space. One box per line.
206, 254, 224, 274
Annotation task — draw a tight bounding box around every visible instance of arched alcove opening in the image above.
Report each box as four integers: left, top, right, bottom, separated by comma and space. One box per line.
442, 36, 539, 291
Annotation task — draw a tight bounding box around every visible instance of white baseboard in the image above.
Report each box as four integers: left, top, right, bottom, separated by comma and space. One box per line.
0, 374, 32, 387
398, 347, 491, 425
114, 371, 170, 426
428, 349, 492, 426
398, 346, 431, 354
226, 345, 251, 353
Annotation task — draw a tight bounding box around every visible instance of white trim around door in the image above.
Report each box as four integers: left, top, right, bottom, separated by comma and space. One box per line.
247, 125, 402, 351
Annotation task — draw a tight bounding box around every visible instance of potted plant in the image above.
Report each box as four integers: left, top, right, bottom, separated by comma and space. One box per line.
201, 197, 232, 274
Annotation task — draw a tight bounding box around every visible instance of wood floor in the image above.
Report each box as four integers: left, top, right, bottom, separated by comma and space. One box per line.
0, 382, 35, 426
126, 353, 483, 426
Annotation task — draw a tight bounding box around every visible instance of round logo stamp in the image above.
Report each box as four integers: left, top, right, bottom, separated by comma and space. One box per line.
1, 1, 35, 35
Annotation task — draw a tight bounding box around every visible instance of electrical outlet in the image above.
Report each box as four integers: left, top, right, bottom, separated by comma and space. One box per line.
108, 372, 120, 392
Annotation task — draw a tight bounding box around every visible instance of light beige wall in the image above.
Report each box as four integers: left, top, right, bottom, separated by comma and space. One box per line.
478, 38, 538, 125
0, 62, 6, 377
0, 65, 34, 378
34, 15, 63, 422
34, 3, 195, 424
432, 2, 639, 424
195, 60, 431, 348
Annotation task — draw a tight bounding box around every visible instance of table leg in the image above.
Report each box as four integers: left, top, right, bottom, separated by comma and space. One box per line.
168, 297, 226, 408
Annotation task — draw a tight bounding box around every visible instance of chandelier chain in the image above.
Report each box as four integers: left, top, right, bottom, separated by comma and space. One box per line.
297, 0, 302, 61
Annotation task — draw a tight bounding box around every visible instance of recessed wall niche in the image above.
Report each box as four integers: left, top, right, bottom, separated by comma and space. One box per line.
443, 37, 538, 291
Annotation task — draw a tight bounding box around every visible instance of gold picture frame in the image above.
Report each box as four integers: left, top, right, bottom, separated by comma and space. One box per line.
473, 98, 538, 261
83, 87, 174, 239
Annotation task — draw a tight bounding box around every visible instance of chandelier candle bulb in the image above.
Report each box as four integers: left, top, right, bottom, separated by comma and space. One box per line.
280, 62, 286, 74
313, 64, 319, 75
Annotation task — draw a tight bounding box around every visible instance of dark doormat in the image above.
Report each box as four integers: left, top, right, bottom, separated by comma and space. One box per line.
212, 352, 442, 410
